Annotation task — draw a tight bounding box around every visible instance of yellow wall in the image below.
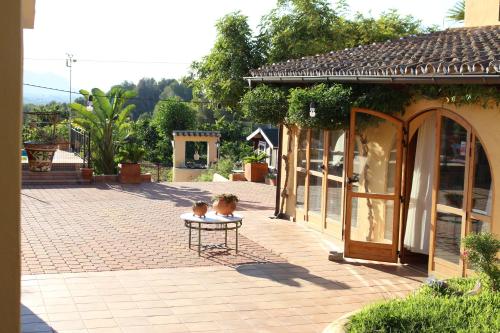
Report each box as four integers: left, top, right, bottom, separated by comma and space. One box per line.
465, 0, 500, 27
0, 0, 22, 331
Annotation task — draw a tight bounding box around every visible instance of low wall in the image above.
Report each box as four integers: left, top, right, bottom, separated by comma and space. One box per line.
173, 167, 205, 182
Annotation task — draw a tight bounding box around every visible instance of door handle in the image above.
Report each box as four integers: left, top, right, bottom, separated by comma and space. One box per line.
347, 175, 359, 184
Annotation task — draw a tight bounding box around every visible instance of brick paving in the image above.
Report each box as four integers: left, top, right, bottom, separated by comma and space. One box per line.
22, 182, 281, 274
21, 182, 425, 333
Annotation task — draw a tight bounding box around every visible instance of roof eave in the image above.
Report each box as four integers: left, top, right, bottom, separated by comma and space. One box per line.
244, 75, 500, 86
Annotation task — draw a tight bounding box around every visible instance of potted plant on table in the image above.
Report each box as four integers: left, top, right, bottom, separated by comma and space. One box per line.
243, 151, 268, 182
213, 193, 239, 216
117, 134, 145, 184
22, 112, 62, 172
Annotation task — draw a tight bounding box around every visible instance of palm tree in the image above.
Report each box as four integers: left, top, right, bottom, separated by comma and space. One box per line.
71, 87, 136, 174
447, 0, 465, 23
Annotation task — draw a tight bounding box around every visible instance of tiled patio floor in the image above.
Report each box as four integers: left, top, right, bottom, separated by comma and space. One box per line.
21, 182, 425, 333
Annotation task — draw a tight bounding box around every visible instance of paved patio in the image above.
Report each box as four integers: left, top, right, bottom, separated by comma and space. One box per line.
21, 182, 424, 333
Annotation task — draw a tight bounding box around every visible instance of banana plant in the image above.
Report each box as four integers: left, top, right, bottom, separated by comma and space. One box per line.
70, 87, 136, 174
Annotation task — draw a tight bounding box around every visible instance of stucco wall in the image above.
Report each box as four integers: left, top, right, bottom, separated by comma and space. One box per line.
0, 0, 22, 331
465, 0, 500, 27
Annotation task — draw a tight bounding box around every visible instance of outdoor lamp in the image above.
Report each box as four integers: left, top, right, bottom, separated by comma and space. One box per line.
309, 102, 317, 118
86, 95, 94, 112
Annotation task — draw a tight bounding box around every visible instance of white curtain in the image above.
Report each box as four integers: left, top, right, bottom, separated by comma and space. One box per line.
404, 115, 436, 254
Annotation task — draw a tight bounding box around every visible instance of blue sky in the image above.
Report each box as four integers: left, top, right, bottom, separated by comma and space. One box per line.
24, 0, 459, 95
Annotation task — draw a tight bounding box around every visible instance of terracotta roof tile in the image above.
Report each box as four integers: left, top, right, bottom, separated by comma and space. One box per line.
249, 26, 500, 79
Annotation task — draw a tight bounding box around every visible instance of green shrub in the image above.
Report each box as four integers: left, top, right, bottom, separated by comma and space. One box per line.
463, 232, 500, 291
196, 158, 234, 181
242, 151, 268, 164
346, 278, 500, 333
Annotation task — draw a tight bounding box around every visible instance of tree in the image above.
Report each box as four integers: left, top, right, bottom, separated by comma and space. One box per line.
259, 0, 338, 63
151, 98, 197, 165
134, 113, 163, 163
70, 87, 136, 174
447, 0, 465, 23
159, 79, 193, 101
191, 12, 262, 111
132, 78, 161, 119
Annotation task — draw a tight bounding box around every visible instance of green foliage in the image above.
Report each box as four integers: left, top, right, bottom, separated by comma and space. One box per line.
447, 0, 465, 23
259, 0, 338, 63
134, 114, 163, 163
288, 84, 351, 129
220, 141, 254, 162
213, 193, 239, 203
71, 87, 136, 175
243, 151, 268, 164
352, 84, 412, 114
463, 232, 500, 291
346, 278, 500, 333
159, 79, 193, 101
196, 158, 235, 181
22, 104, 67, 144
414, 85, 500, 107
190, 12, 262, 110
151, 98, 197, 165
116, 135, 146, 164
241, 85, 288, 125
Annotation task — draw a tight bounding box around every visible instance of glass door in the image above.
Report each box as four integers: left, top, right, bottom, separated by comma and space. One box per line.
307, 129, 326, 231
344, 108, 404, 262
430, 114, 471, 277
324, 131, 346, 237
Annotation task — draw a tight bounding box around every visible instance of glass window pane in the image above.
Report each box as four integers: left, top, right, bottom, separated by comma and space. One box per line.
350, 197, 393, 244
297, 129, 308, 169
308, 174, 322, 215
326, 179, 342, 223
327, 131, 345, 177
435, 212, 462, 265
309, 129, 324, 172
470, 219, 491, 233
296, 171, 306, 209
438, 118, 467, 209
353, 113, 398, 195
472, 139, 492, 215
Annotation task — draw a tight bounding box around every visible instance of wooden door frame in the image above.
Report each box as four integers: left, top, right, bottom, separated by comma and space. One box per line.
344, 108, 404, 262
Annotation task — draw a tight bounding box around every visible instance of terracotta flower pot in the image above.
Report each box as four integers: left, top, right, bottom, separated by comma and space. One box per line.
24, 142, 57, 172
80, 168, 94, 181
192, 202, 208, 218
119, 163, 142, 184
244, 162, 268, 182
213, 199, 237, 216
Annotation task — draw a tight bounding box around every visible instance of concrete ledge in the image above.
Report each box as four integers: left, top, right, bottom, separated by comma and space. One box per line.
212, 173, 229, 182
322, 309, 361, 333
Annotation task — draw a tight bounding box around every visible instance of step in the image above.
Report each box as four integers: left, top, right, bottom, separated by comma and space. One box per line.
22, 170, 89, 185
22, 163, 83, 172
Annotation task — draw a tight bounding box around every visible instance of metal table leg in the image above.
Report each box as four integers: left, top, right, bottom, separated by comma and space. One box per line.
188, 222, 191, 249
198, 222, 201, 256
225, 224, 228, 247
235, 224, 238, 254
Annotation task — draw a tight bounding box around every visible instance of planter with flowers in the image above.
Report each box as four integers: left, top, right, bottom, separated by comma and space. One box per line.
265, 172, 277, 186
212, 193, 239, 216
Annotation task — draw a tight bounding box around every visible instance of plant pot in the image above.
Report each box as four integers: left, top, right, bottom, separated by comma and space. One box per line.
80, 168, 93, 181
213, 199, 237, 216
119, 163, 142, 184
24, 142, 57, 172
192, 202, 209, 218
265, 177, 277, 186
244, 162, 268, 182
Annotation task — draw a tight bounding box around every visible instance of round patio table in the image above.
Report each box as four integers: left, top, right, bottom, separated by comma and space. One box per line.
180, 212, 243, 256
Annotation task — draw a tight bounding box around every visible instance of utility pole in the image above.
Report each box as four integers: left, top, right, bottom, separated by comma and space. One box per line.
66, 53, 76, 143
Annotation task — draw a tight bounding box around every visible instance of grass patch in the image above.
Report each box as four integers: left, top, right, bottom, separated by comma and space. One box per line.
346, 278, 500, 333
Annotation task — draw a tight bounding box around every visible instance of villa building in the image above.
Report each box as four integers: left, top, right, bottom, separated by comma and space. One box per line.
246, 0, 500, 278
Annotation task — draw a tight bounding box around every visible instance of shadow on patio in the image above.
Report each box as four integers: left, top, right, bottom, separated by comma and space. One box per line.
236, 262, 350, 289
21, 304, 53, 333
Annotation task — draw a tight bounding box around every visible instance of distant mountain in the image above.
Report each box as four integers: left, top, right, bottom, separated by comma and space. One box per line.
23, 71, 72, 104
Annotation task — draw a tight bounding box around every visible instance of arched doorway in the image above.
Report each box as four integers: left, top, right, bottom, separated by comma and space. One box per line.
343, 107, 494, 278
401, 109, 494, 278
